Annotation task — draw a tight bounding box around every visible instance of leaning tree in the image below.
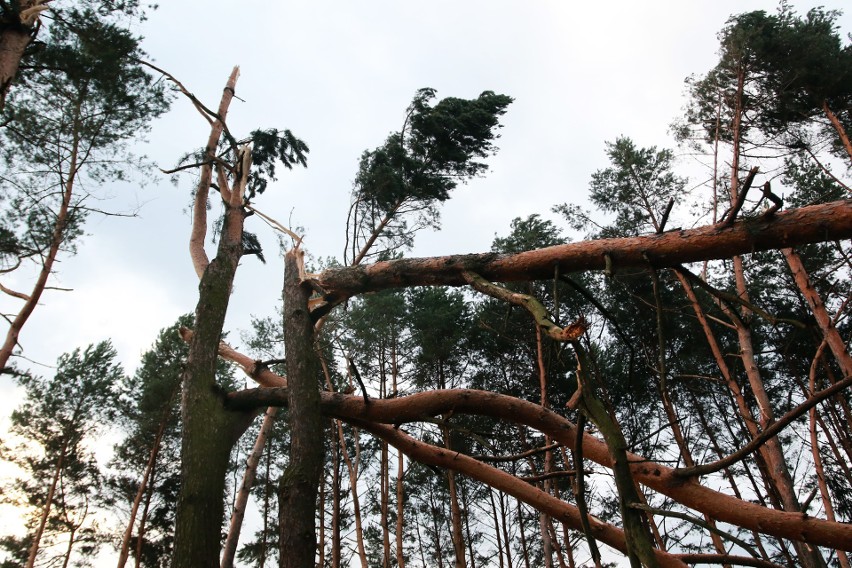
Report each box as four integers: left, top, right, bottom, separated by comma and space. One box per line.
162, 45, 852, 567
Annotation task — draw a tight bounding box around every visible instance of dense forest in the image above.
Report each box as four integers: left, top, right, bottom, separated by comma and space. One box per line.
1, 1, 851, 567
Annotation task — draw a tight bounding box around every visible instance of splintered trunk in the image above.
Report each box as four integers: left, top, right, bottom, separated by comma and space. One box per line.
279, 248, 324, 568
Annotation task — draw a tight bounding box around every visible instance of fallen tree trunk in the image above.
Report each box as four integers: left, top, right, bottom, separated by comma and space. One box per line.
313, 199, 852, 304
227, 387, 852, 552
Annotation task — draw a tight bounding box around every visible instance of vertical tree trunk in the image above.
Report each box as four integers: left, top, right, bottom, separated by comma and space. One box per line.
395, 446, 406, 568
118, 411, 169, 568
222, 406, 278, 568
336, 419, 368, 568
723, 72, 827, 567
134, 463, 156, 568
279, 248, 324, 568
172, 215, 248, 568
516, 499, 532, 568
172, 67, 252, 568
443, 427, 466, 568
331, 426, 341, 568
26, 441, 66, 568
318, 461, 326, 568
488, 490, 505, 568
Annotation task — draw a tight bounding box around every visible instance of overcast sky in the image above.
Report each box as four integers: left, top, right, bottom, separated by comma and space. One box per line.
1, 0, 850, 563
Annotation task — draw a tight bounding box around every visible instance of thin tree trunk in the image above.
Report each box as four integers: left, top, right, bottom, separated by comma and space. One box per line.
650, 268, 728, 563
260, 439, 272, 568
118, 409, 170, 568
134, 460, 156, 568
279, 248, 325, 568
461, 481, 476, 568
690, 390, 773, 564
331, 426, 341, 568
823, 100, 852, 163
379, 358, 391, 568
783, 247, 852, 377
336, 419, 368, 568
489, 490, 505, 568
498, 491, 513, 568
60, 523, 76, 568
26, 439, 66, 568
443, 426, 466, 568
808, 344, 852, 568
222, 406, 278, 568
395, 447, 406, 568
517, 499, 532, 568
318, 460, 326, 568
0, 118, 79, 372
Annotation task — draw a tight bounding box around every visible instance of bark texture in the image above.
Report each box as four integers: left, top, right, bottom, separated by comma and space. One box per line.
314, 200, 852, 303
278, 248, 325, 568
227, 387, 852, 552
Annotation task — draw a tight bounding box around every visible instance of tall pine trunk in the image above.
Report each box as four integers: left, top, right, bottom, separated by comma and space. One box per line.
278, 248, 324, 568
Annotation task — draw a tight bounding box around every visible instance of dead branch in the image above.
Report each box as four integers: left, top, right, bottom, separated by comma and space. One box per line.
675, 374, 852, 479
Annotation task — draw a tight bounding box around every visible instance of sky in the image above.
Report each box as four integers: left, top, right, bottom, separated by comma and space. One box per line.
1, 0, 850, 564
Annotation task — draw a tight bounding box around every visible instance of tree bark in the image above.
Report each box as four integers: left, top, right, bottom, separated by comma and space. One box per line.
314, 200, 852, 303
783, 247, 852, 378
221, 406, 278, 568
355, 420, 689, 568
117, 408, 170, 568
822, 100, 852, 163
171, 68, 253, 568
0, 0, 44, 112
278, 248, 324, 568
25, 439, 66, 568
228, 387, 852, 551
